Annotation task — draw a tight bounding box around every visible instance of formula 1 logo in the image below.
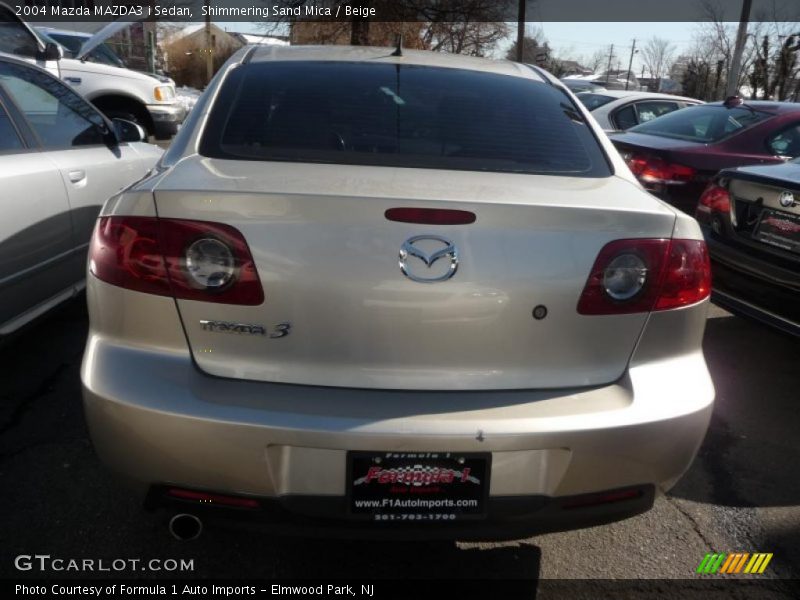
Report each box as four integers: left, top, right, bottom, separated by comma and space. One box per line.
353, 465, 481, 487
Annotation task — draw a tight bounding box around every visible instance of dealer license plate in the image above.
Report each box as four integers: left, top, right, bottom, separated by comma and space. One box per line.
754, 208, 800, 254
347, 451, 490, 522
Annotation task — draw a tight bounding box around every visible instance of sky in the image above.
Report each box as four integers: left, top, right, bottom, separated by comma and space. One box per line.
535, 22, 697, 73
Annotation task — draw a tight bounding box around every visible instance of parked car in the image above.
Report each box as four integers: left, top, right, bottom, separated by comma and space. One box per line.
35, 26, 126, 68
695, 159, 800, 336
0, 54, 163, 338
0, 4, 185, 139
36, 26, 173, 82
561, 77, 607, 94
82, 46, 714, 541
576, 90, 702, 132
610, 98, 800, 214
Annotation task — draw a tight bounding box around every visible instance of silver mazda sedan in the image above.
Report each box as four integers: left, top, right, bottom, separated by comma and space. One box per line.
82, 46, 714, 540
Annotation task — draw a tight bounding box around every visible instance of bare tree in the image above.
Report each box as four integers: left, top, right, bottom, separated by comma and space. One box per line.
581, 49, 607, 74
641, 36, 677, 79
264, 0, 509, 56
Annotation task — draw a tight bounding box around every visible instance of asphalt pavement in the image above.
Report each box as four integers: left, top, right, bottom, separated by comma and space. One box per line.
0, 298, 798, 595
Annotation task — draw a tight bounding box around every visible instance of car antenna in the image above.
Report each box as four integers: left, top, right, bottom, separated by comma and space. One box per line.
391, 34, 403, 57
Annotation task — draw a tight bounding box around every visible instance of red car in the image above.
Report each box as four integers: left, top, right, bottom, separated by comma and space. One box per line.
610, 99, 800, 214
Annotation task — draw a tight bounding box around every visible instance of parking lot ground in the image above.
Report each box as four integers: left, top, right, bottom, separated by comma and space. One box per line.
0, 300, 798, 595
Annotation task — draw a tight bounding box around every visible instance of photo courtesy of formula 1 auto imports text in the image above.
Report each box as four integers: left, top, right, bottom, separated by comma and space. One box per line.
1, 1, 799, 598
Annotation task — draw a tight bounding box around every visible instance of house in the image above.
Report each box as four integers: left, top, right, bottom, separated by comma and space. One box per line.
558, 60, 592, 77
162, 24, 244, 88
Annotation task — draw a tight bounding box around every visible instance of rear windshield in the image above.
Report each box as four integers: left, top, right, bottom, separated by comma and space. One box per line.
200, 61, 611, 177
628, 104, 771, 143
576, 93, 614, 111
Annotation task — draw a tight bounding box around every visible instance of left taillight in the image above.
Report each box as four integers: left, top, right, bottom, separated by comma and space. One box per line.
626, 154, 696, 185
89, 216, 264, 305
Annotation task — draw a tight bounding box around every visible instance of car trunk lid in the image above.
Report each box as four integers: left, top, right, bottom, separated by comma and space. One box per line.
154, 158, 676, 390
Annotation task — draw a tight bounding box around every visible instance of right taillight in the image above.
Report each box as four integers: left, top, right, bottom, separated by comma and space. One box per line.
577, 238, 711, 315
89, 216, 264, 305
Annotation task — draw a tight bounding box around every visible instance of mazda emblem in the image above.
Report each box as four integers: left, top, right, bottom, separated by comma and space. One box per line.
399, 235, 459, 283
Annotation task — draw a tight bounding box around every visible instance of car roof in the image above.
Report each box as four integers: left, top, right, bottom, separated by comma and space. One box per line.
245, 45, 548, 81
581, 90, 700, 102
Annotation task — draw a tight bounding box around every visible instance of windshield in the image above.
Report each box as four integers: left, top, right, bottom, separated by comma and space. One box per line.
628, 104, 771, 143
200, 62, 611, 177
576, 93, 615, 111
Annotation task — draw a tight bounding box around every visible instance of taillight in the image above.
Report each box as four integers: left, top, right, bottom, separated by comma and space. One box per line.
626, 154, 696, 185
385, 207, 476, 225
577, 238, 711, 315
89, 216, 264, 305
696, 182, 731, 216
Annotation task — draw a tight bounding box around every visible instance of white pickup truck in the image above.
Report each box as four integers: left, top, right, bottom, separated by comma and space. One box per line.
0, 4, 185, 139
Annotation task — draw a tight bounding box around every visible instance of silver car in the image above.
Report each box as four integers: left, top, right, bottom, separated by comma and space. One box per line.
82, 46, 714, 540
0, 54, 161, 338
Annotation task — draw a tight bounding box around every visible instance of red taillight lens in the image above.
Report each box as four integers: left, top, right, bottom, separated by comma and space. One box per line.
385, 207, 476, 225
696, 182, 731, 215
166, 488, 260, 509
90, 216, 264, 305
627, 154, 696, 184
654, 239, 712, 310
577, 238, 711, 315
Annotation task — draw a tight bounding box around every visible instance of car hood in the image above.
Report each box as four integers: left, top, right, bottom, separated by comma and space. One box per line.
77, 20, 133, 60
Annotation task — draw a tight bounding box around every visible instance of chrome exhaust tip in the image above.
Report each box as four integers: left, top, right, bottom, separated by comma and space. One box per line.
168, 513, 202, 541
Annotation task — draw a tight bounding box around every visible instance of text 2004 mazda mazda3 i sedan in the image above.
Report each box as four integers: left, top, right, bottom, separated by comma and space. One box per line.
81, 46, 714, 540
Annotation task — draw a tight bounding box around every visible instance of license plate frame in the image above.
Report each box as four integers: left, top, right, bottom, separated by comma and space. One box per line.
346, 451, 491, 523
753, 208, 800, 254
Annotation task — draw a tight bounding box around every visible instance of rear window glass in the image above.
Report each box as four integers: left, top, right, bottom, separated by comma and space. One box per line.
577, 93, 614, 111
200, 61, 611, 177
629, 105, 770, 142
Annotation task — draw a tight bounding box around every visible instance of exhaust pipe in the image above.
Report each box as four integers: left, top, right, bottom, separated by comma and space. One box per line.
169, 513, 202, 541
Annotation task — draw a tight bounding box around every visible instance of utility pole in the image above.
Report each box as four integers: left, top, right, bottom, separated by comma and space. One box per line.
725, 0, 753, 97
516, 0, 526, 62
625, 39, 637, 90
761, 34, 770, 98
606, 44, 614, 84
204, 0, 213, 86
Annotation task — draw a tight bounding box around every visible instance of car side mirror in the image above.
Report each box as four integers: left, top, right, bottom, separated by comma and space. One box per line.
41, 42, 63, 62
112, 118, 147, 143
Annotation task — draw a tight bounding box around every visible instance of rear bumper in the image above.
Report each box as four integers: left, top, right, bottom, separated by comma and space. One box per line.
81, 294, 714, 538
146, 104, 185, 139
702, 225, 800, 336
145, 484, 656, 541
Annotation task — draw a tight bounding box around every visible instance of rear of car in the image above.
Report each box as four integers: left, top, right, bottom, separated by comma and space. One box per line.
696, 161, 800, 335
81, 48, 714, 539
611, 102, 793, 214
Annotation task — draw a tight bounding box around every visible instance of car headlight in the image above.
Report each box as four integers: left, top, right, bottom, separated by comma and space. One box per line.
154, 85, 175, 102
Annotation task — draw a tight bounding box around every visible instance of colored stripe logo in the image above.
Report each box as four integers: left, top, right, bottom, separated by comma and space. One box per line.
697, 552, 773, 574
